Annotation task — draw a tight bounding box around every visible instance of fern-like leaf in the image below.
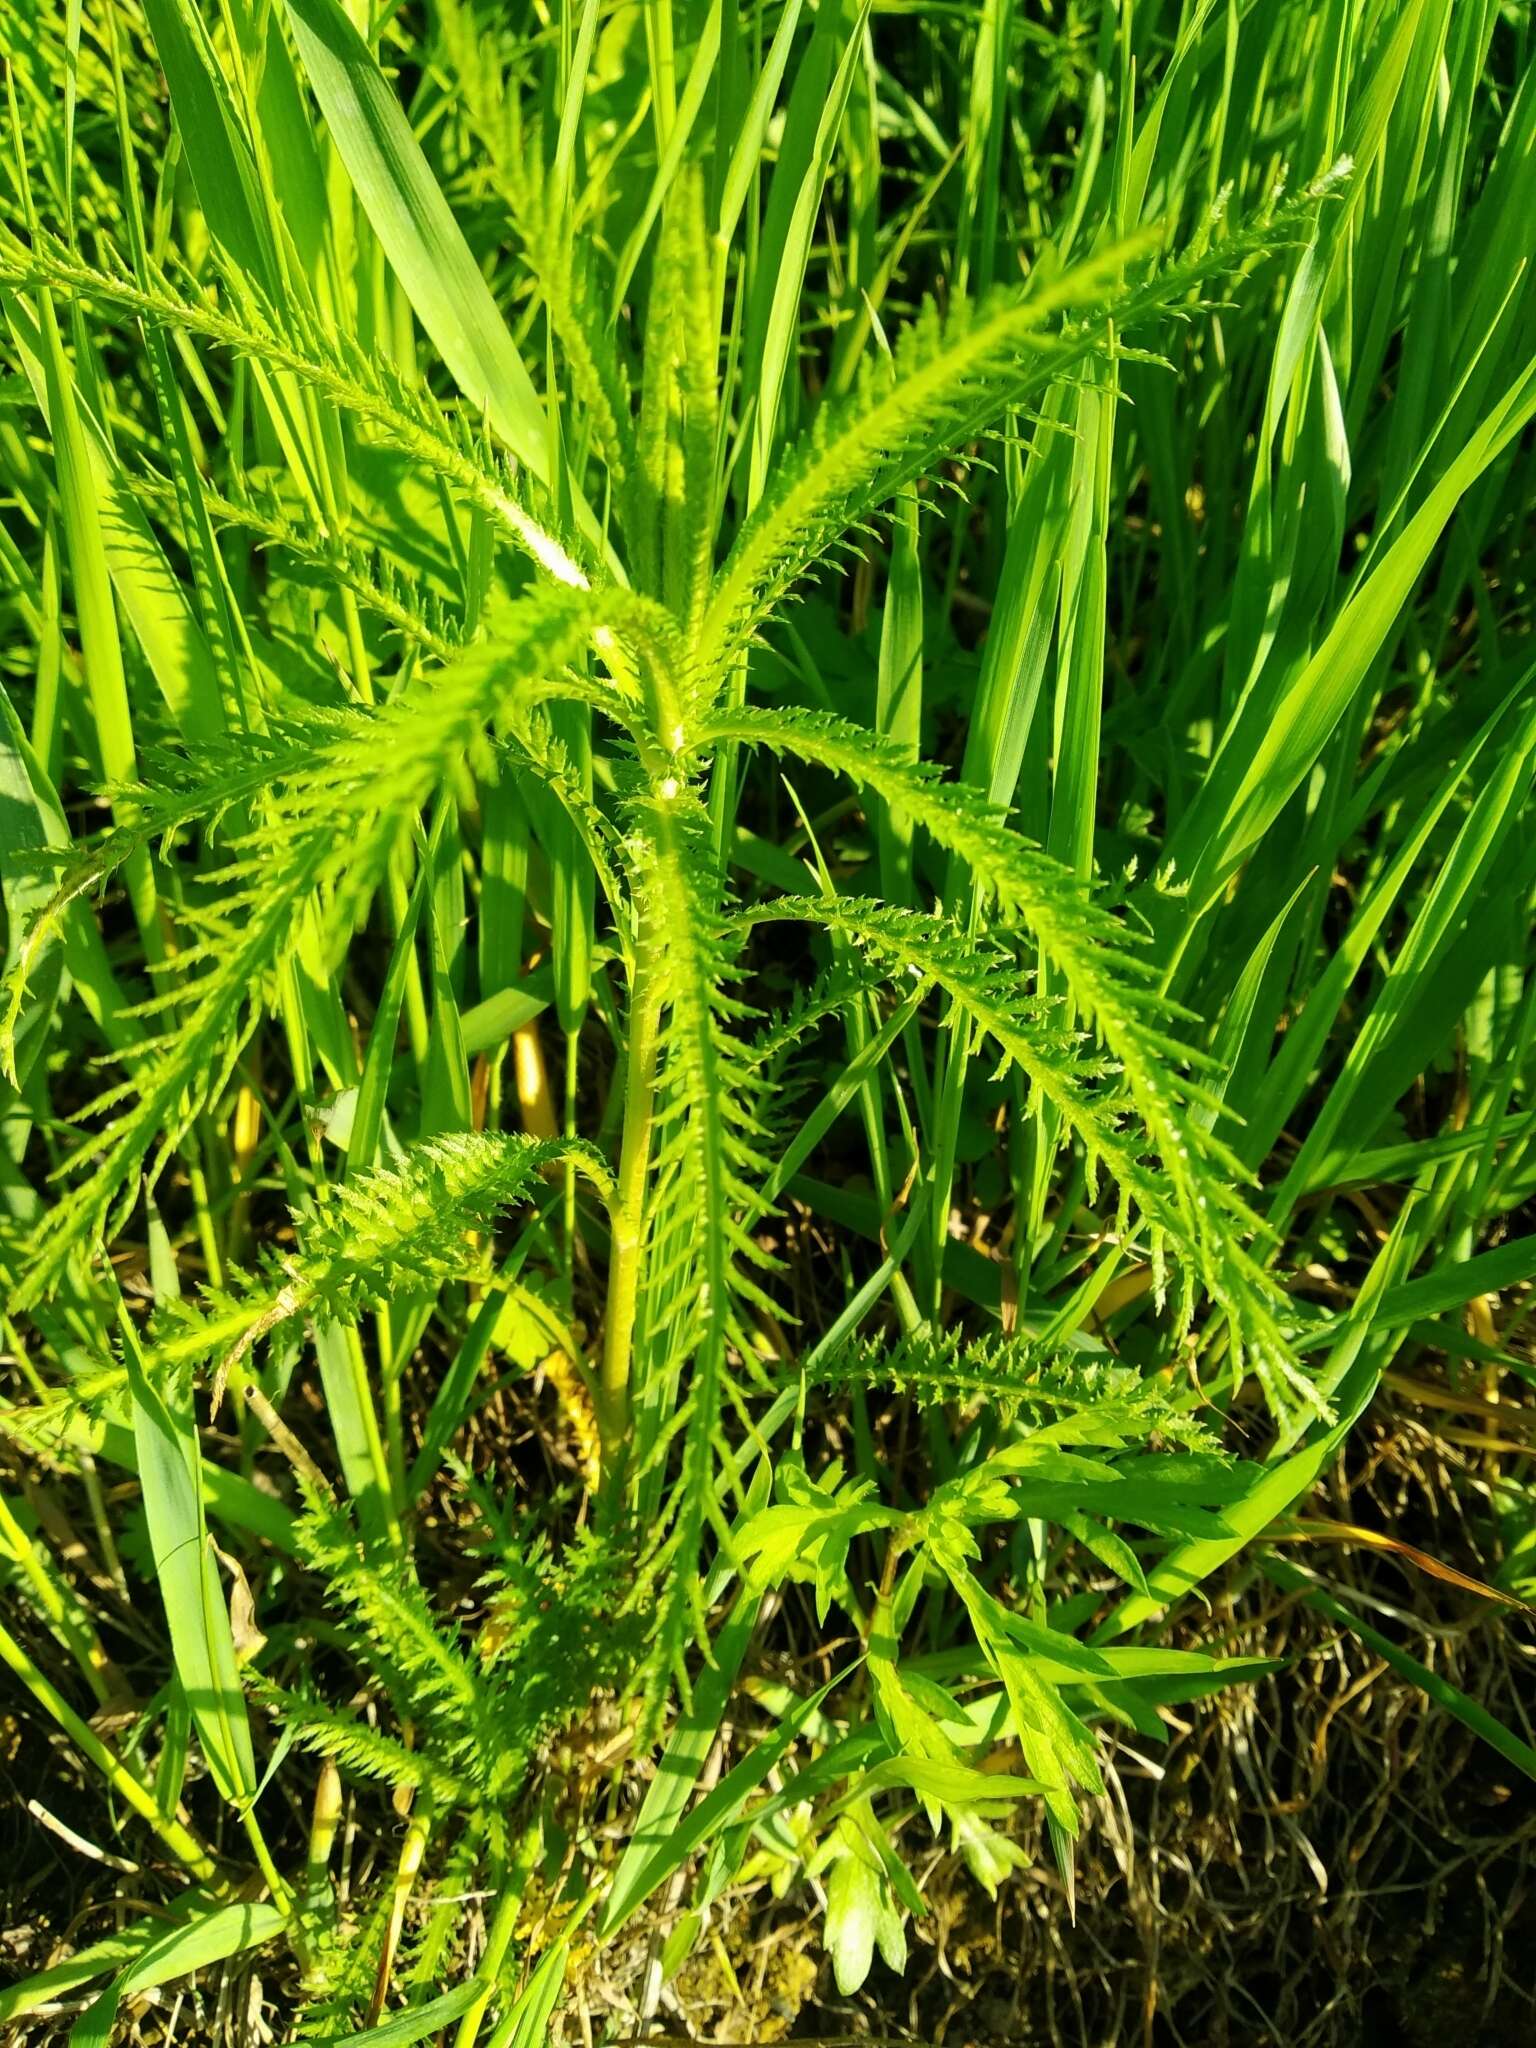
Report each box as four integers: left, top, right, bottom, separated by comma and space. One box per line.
810, 1329, 1218, 1452
630, 784, 777, 1685
0, 224, 595, 590
13, 590, 603, 1296
156, 1132, 610, 1369
263, 1687, 465, 1801
711, 705, 1308, 1396
744, 894, 1304, 1408
702, 176, 1344, 675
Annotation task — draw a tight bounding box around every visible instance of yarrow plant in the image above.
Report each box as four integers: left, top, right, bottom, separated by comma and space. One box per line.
1, 0, 1533, 2038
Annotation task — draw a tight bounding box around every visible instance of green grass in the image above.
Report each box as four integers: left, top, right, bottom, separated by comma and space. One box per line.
0, 0, 1533, 2037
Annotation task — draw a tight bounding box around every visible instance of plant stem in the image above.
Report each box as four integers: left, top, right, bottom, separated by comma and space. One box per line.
241, 1805, 299, 1923
563, 1025, 581, 1307
0, 1619, 220, 1884
0, 1492, 115, 1703
596, 920, 664, 1477
452, 1819, 542, 2048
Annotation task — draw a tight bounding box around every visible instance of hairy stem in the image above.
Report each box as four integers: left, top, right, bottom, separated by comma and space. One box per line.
597, 920, 664, 1477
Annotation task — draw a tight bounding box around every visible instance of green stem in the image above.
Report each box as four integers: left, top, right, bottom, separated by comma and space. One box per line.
343, 1323, 405, 1548
378, 1302, 406, 1510
452, 1820, 542, 2048
596, 920, 664, 1477
186, 1132, 224, 1291
241, 1804, 299, 1923
564, 1026, 581, 1306
648, 0, 679, 148
0, 1492, 113, 1703
389, 843, 431, 1069
0, 1619, 220, 1884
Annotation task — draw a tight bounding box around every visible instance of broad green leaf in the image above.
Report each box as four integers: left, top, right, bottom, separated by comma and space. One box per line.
599, 1589, 761, 1937
490, 1937, 569, 2048
70, 1902, 285, 2048
283, 0, 549, 482
343, 1979, 486, 2045
0, 682, 66, 1089
141, 0, 277, 284
4, 297, 227, 741
1095, 1210, 1423, 1640
602, 1654, 839, 1938
120, 1326, 258, 1808
1167, 357, 1536, 906
824, 1839, 881, 1995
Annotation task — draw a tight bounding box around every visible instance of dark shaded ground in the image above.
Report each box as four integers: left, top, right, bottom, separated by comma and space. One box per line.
652, 1400, 1536, 2048
5, 1387, 1533, 2046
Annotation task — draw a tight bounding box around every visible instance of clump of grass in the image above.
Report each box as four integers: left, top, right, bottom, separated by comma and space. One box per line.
1, 0, 1533, 2039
